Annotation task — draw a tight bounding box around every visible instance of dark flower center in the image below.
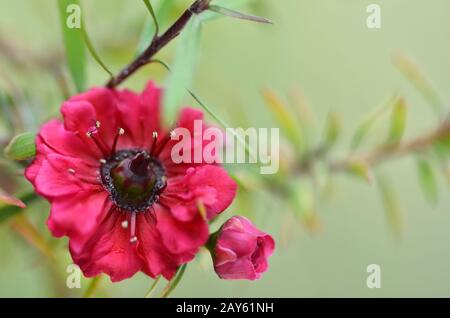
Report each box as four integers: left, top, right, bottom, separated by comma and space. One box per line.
100, 150, 166, 212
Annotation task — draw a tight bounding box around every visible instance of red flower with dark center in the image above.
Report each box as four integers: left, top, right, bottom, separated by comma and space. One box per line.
25, 81, 237, 282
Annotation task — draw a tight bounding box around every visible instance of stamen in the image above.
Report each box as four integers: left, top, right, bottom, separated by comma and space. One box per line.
121, 220, 129, 229
67, 168, 76, 174
153, 131, 175, 157
86, 129, 109, 156
150, 131, 158, 156
129, 212, 137, 243
95, 121, 101, 129
99, 159, 107, 164
111, 127, 125, 155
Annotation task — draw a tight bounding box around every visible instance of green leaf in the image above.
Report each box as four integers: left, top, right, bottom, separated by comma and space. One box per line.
0, 189, 26, 208
207, 5, 272, 24
262, 88, 304, 154
288, 180, 321, 233
83, 275, 103, 298
377, 174, 404, 237
4, 132, 36, 161
417, 158, 439, 206
58, 0, 86, 92
0, 192, 38, 223
351, 95, 397, 150
150, 59, 258, 163
393, 53, 444, 116
323, 111, 340, 149
142, 0, 159, 37
388, 97, 407, 142
160, 264, 187, 298
135, 0, 176, 56
201, 0, 251, 21
81, 18, 113, 78
346, 159, 373, 184
163, 16, 202, 126
0, 90, 15, 132
144, 276, 161, 298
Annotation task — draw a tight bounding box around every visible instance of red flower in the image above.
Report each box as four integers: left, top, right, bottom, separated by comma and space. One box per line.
26, 81, 237, 282
211, 216, 275, 280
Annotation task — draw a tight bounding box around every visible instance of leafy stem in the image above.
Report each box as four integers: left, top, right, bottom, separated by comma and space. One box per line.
328, 116, 450, 174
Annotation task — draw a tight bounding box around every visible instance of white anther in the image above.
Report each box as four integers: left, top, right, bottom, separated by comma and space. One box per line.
152, 131, 158, 139
130, 236, 138, 244
99, 159, 107, 164
86, 132, 92, 138
121, 220, 129, 229
67, 168, 76, 174
95, 121, 101, 129
169, 131, 176, 138
118, 128, 125, 135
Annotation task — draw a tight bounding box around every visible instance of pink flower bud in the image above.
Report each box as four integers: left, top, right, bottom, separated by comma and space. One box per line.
212, 216, 275, 280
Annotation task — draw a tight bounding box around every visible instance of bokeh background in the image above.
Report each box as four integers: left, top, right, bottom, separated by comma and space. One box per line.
1, 0, 450, 297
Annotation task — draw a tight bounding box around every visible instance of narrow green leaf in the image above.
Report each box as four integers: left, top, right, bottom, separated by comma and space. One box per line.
4, 132, 36, 160
417, 158, 439, 206
208, 5, 272, 24
144, 276, 161, 298
346, 159, 373, 184
262, 88, 304, 154
0, 192, 38, 223
83, 275, 103, 298
323, 111, 340, 149
0, 189, 26, 208
201, 0, 251, 21
81, 18, 113, 78
160, 264, 187, 298
142, 0, 159, 36
351, 95, 397, 150
150, 59, 258, 163
163, 17, 202, 126
288, 180, 321, 233
188, 88, 258, 162
393, 53, 444, 116
388, 97, 407, 142
0, 90, 15, 132
135, 0, 176, 56
58, 0, 86, 92
377, 175, 404, 237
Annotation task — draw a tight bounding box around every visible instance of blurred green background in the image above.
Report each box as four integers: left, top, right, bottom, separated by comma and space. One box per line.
1, 0, 450, 297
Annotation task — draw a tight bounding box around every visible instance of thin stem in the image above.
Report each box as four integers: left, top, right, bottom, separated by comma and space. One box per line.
106, 0, 211, 88
144, 276, 161, 298
83, 275, 103, 298
160, 264, 187, 298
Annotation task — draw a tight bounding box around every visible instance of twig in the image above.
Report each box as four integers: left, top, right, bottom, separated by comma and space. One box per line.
329, 117, 450, 173
106, 0, 211, 88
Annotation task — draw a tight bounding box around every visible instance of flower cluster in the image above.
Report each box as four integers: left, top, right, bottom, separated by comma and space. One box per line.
26, 82, 274, 282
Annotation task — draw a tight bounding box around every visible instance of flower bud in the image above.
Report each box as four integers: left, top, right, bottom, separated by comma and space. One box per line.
209, 216, 275, 280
